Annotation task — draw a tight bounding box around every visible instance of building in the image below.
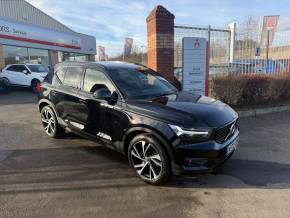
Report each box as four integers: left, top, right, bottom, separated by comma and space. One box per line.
0, 0, 96, 69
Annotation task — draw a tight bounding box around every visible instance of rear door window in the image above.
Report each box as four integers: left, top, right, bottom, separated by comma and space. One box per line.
6, 65, 18, 71
52, 66, 67, 86
7, 65, 27, 72
63, 66, 84, 89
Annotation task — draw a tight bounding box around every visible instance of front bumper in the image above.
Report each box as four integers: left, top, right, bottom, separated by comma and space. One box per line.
172, 130, 239, 174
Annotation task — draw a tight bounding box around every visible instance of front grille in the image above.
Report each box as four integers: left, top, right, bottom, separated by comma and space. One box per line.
215, 120, 237, 143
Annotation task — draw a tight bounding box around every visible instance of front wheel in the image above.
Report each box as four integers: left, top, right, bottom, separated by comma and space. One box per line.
31, 79, 40, 92
41, 106, 65, 138
128, 134, 171, 185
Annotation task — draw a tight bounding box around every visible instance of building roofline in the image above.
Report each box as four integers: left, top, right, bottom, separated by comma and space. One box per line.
24, 0, 74, 33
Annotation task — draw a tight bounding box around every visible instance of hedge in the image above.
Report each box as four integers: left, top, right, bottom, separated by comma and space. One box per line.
210, 74, 290, 107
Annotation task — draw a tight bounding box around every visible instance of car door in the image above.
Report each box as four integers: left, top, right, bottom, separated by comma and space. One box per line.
17, 65, 31, 86
3, 65, 23, 85
78, 67, 129, 151
53, 65, 85, 131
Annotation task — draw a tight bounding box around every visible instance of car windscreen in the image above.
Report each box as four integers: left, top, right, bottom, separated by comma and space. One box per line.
27, 65, 48, 73
108, 67, 177, 100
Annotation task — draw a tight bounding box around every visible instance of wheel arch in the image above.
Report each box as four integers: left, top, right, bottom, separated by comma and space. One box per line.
38, 99, 58, 117
1, 77, 10, 85
123, 126, 176, 164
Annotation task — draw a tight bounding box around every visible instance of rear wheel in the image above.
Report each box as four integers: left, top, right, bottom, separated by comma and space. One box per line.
0, 80, 8, 93
41, 106, 65, 138
128, 134, 171, 185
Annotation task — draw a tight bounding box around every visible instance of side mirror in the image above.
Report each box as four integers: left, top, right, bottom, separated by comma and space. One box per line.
22, 70, 29, 74
93, 88, 112, 100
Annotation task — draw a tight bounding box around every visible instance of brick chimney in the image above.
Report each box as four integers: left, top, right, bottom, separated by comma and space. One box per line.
146, 5, 175, 83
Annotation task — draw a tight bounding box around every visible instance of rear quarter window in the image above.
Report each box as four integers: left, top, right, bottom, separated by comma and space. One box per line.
52, 66, 66, 86
63, 66, 84, 89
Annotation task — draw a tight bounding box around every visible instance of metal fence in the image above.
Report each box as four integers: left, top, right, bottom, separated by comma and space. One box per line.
232, 30, 290, 74
174, 24, 231, 79
174, 23, 290, 78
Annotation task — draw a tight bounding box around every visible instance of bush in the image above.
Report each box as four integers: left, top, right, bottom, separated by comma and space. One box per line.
210, 73, 290, 107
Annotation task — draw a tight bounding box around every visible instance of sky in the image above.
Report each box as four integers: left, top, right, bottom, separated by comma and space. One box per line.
26, 0, 290, 55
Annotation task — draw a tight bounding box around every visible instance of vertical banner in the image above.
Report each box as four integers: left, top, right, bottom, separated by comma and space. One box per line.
260, 15, 279, 46
98, 46, 106, 61
182, 37, 209, 96
124, 37, 133, 57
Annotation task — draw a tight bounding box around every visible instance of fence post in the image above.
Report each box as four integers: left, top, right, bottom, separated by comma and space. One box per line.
228, 22, 236, 64
207, 25, 211, 60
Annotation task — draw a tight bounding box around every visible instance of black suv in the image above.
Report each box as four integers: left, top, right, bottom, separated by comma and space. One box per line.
38, 61, 239, 185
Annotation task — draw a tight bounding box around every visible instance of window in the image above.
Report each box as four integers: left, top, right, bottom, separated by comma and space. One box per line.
4, 46, 29, 65
27, 64, 48, 73
52, 67, 66, 86
63, 66, 83, 89
107, 67, 176, 99
6, 65, 27, 73
83, 68, 115, 94
18, 65, 28, 72
27, 48, 50, 67
3, 45, 50, 68
58, 52, 89, 62
7, 65, 18, 71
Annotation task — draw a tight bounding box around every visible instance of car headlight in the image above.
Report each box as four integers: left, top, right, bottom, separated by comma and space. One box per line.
169, 124, 212, 142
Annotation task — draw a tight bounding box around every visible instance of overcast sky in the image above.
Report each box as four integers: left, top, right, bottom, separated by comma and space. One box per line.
26, 0, 290, 54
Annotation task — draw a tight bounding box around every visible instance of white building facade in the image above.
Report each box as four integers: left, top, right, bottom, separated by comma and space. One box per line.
0, 0, 96, 69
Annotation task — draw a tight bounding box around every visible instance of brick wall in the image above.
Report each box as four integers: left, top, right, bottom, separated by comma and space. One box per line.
147, 5, 175, 83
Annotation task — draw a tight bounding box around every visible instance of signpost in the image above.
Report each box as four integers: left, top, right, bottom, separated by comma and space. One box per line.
260, 15, 279, 73
182, 37, 209, 96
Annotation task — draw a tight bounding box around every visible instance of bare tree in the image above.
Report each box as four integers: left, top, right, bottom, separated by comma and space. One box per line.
240, 15, 259, 40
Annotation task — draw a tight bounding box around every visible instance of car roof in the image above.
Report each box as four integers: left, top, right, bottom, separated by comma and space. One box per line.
56, 61, 143, 71
6, 63, 43, 66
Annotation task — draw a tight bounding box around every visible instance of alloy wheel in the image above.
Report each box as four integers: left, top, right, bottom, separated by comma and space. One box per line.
41, 108, 55, 136
130, 140, 163, 181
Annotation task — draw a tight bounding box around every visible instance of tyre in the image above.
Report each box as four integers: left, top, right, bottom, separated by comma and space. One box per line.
0, 80, 8, 93
31, 79, 40, 92
41, 106, 65, 138
128, 134, 171, 185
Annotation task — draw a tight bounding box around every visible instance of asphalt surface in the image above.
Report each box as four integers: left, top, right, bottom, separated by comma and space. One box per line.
1, 89, 290, 218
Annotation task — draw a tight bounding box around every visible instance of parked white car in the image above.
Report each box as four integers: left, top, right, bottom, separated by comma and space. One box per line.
0, 64, 48, 90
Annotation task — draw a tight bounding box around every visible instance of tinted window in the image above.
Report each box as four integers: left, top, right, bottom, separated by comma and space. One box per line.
107, 67, 176, 99
63, 66, 83, 89
52, 66, 66, 86
7, 65, 27, 73
27, 64, 48, 73
7, 65, 18, 71
18, 65, 28, 72
83, 68, 115, 94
